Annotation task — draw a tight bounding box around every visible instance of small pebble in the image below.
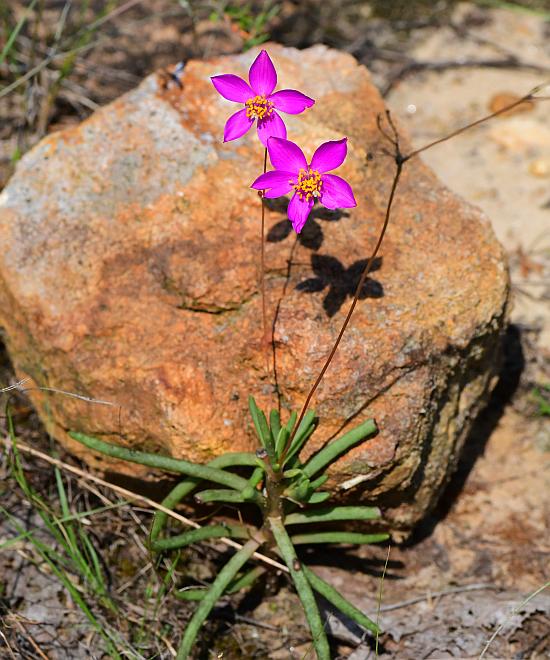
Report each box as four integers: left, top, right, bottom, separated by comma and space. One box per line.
488, 92, 534, 117
528, 159, 550, 178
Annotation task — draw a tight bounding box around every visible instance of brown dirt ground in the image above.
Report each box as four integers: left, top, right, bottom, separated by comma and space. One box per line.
1, 1, 549, 658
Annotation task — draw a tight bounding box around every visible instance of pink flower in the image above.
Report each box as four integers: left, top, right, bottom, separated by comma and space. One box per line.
251, 137, 357, 233
211, 50, 315, 147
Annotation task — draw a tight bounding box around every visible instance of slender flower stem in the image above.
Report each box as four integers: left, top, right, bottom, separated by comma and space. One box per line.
259, 147, 269, 376
288, 86, 550, 450
287, 156, 403, 450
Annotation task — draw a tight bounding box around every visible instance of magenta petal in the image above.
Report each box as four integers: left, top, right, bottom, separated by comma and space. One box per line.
249, 50, 277, 96
269, 89, 315, 114
267, 137, 307, 174
251, 170, 294, 198
211, 74, 253, 102
287, 193, 314, 233
310, 138, 348, 173
223, 108, 254, 142
264, 187, 291, 199
320, 174, 357, 209
257, 111, 286, 147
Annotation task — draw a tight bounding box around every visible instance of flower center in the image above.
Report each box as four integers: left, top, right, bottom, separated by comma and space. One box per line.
245, 95, 274, 120
293, 168, 322, 201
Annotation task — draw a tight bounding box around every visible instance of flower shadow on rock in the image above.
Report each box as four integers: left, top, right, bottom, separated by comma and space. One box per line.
296, 254, 384, 317
265, 197, 349, 251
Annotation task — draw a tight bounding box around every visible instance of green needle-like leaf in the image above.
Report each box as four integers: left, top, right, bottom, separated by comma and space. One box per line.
150, 479, 200, 546
285, 506, 381, 526
225, 565, 266, 593
285, 411, 298, 435
304, 492, 331, 504
302, 566, 380, 635
69, 432, 250, 491
285, 477, 311, 502
275, 426, 290, 458
302, 419, 377, 478
282, 468, 303, 478
209, 453, 260, 469
283, 424, 315, 465
291, 531, 389, 545
248, 396, 274, 455
309, 474, 329, 490
194, 489, 261, 505
284, 410, 316, 463
152, 524, 249, 552
174, 587, 208, 601
269, 409, 281, 442
175, 565, 265, 601
247, 466, 265, 489
176, 538, 261, 659
269, 516, 330, 660
150, 453, 259, 545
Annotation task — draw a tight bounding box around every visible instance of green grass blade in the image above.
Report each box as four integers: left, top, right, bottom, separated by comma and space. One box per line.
302, 419, 377, 478
285, 506, 382, 526
52, 465, 114, 609
0, 504, 122, 658
176, 538, 261, 659
0, 0, 38, 67
69, 432, 250, 491
0, 501, 126, 551
269, 516, 330, 660
79, 531, 116, 612
291, 531, 389, 545
53, 467, 85, 567
302, 565, 380, 635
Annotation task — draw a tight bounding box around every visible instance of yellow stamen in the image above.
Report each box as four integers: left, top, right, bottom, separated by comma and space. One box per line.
245, 95, 274, 121
293, 168, 323, 201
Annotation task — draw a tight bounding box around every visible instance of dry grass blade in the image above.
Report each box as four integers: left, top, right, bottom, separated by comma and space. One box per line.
0, 436, 288, 574
478, 581, 550, 659
11, 617, 49, 660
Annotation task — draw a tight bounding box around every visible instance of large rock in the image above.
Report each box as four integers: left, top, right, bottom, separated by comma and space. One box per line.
0, 44, 508, 534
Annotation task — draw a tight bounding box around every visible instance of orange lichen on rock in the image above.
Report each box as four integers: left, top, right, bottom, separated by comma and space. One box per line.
0, 45, 509, 533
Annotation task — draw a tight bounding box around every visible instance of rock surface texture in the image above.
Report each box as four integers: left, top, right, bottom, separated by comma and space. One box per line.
0, 44, 509, 534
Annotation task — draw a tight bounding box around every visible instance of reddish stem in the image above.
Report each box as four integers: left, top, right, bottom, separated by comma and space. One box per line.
282, 151, 403, 460
284, 85, 548, 455
259, 147, 269, 376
